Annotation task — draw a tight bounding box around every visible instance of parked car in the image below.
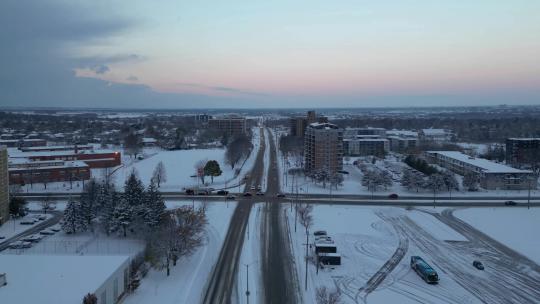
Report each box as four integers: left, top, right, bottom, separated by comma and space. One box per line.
216, 190, 229, 195
504, 200, 517, 206
256, 191, 264, 196
50, 225, 61, 232
23, 234, 44, 243
243, 192, 253, 197
0, 235, 5, 240
314, 230, 327, 236
250, 186, 256, 191
39, 229, 55, 235
37, 215, 47, 221
277, 193, 286, 198
185, 189, 195, 195
9, 241, 32, 249
388, 193, 399, 199
257, 185, 262, 190
473, 260, 484, 270
20, 218, 36, 225
197, 190, 209, 195
226, 195, 236, 200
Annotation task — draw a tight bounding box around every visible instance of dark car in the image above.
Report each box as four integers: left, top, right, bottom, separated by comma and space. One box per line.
256, 191, 264, 196
243, 192, 253, 197
216, 190, 229, 195
277, 193, 286, 198
388, 193, 399, 199
185, 189, 195, 195
504, 200, 517, 206
473, 260, 484, 270
314, 230, 327, 236
226, 195, 236, 200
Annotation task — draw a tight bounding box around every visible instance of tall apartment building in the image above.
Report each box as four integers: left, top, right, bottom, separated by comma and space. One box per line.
506, 138, 540, 169
208, 116, 247, 136
0, 146, 9, 225
304, 123, 343, 174
289, 111, 328, 137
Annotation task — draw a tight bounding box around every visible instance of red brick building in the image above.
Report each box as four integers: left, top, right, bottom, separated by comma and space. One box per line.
8, 160, 90, 185
10, 149, 121, 169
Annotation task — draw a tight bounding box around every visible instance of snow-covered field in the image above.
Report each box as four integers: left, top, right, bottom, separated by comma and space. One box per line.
125, 200, 236, 304
455, 207, 540, 264
285, 204, 512, 304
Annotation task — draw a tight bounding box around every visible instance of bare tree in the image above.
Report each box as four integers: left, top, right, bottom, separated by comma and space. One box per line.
297, 203, 313, 291
152, 161, 167, 187
225, 135, 252, 169
40, 194, 55, 214
316, 286, 342, 304
147, 206, 207, 276
195, 159, 208, 184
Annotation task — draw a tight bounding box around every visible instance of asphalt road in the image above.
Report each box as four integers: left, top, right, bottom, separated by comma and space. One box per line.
260, 128, 297, 304
202, 128, 265, 304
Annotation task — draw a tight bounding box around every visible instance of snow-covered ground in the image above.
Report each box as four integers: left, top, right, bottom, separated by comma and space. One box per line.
124, 200, 236, 304
455, 207, 540, 264
285, 204, 491, 304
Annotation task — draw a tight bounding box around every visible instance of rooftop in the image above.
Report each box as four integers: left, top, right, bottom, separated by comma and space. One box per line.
427, 151, 532, 174
0, 255, 129, 304
308, 122, 340, 130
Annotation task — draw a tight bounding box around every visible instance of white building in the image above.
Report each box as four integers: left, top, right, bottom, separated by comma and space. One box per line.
0, 255, 130, 304
425, 151, 537, 190
419, 128, 453, 143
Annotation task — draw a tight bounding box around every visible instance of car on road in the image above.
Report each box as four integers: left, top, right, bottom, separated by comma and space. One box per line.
411, 256, 439, 284
504, 200, 517, 206
216, 190, 229, 195
250, 186, 256, 191
256, 191, 264, 196
276, 193, 286, 198
473, 260, 485, 270
314, 230, 327, 236
388, 193, 399, 199
185, 189, 195, 195
226, 195, 236, 200
36, 215, 47, 221
0, 236, 5, 240
9, 241, 32, 249
243, 192, 253, 197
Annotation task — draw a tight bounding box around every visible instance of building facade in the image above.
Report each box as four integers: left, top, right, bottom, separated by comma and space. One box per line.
8, 160, 90, 185
304, 123, 343, 174
419, 128, 453, 143
506, 138, 540, 169
9, 149, 121, 169
425, 151, 537, 190
343, 138, 389, 157
208, 116, 247, 136
289, 111, 328, 137
0, 146, 9, 225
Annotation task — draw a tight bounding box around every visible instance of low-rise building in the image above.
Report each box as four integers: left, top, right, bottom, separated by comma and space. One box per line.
506, 138, 540, 169
343, 138, 389, 157
0, 138, 47, 148
208, 115, 247, 136
425, 151, 537, 190
8, 148, 121, 169
419, 128, 453, 143
385, 129, 418, 152
0, 255, 131, 304
8, 159, 90, 185
344, 127, 386, 139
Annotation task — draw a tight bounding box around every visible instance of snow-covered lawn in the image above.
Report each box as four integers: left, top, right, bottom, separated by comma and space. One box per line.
286, 204, 482, 304
124, 200, 236, 304
455, 207, 540, 264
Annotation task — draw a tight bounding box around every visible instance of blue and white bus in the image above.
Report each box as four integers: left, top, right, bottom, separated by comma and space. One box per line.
410, 256, 439, 284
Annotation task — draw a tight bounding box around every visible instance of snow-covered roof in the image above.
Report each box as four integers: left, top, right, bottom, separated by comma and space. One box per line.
0, 255, 129, 304
7, 148, 118, 158
507, 138, 540, 141
427, 151, 532, 174
308, 122, 340, 130
142, 137, 157, 143
386, 130, 418, 137
8, 159, 89, 170
421, 128, 450, 135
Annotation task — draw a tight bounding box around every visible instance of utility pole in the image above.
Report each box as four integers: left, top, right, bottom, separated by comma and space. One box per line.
303, 229, 310, 291
245, 264, 250, 304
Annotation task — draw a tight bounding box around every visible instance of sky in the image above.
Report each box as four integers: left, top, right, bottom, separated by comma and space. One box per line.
1, 0, 540, 109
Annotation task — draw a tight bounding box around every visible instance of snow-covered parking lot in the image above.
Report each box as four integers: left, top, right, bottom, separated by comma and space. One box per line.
286, 204, 540, 304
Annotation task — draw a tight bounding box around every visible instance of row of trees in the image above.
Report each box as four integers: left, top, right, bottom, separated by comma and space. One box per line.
61, 173, 166, 236
404, 155, 438, 175
401, 170, 460, 195
307, 169, 344, 190
225, 134, 252, 169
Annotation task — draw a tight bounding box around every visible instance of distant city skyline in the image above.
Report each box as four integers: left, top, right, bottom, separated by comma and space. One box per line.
1, 0, 540, 108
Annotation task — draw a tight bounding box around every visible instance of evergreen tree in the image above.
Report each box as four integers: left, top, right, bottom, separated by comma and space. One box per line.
62, 198, 84, 234
203, 160, 222, 183
110, 198, 132, 237
144, 179, 166, 228
80, 178, 99, 231
124, 170, 145, 208
98, 182, 117, 235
